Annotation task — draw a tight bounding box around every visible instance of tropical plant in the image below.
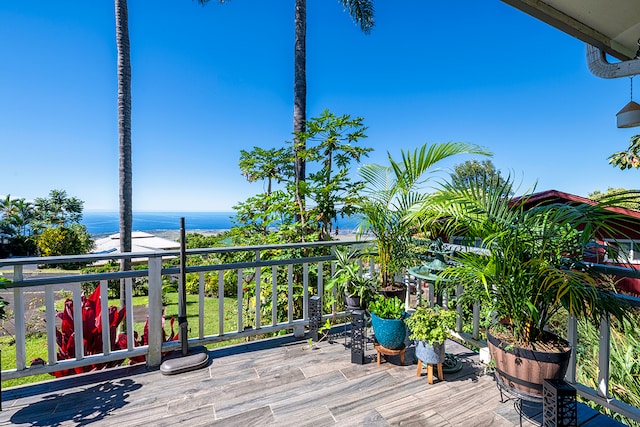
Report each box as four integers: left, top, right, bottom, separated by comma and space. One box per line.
239, 146, 291, 195
30, 284, 177, 377
197, 0, 374, 217
32, 189, 84, 230
115, 0, 133, 309
404, 305, 456, 345
325, 246, 377, 304
368, 295, 404, 320
413, 174, 631, 345
297, 110, 372, 238
357, 142, 491, 289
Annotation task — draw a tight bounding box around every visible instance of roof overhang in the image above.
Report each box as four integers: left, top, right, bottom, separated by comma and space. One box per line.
501, 0, 640, 61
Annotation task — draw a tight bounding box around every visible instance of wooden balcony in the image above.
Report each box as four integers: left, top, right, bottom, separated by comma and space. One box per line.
0, 242, 636, 425
0, 334, 624, 426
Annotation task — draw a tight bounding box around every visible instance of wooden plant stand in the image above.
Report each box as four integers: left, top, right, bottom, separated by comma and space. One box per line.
416, 359, 443, 384
374, 343, 405, 366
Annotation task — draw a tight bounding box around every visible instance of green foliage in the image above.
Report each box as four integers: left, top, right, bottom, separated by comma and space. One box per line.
404, 305, 456, 345
0, 195, 37, 257
32, 189, 84, 230
358, 142, 491, 287
588, 187, 640, 211
415, 175, 632, 344
575, 312, 640, 426
451, 159, 512, 195
368, 295, 404, 320
325, 247, 377, 303
233, 110, 373, 242
609, 134, 640, 170
239, 146, 291, 195
36, 224, 94, 269
1, 189, 89, 259
296, 109, 373, 239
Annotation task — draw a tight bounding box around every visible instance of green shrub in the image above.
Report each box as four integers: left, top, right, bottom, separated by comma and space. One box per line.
36, 224, 93, 269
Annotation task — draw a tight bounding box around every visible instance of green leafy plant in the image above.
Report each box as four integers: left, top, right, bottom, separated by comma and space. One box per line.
404, 305, 456, 345
413, 174, 632, 345
325, 247, 377, 303
357, 142, 491, 289
368, 295, 404, 320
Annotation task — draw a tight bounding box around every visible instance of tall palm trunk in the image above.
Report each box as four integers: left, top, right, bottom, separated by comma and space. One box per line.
293, 0, 306, 223
115, 0, 132, 309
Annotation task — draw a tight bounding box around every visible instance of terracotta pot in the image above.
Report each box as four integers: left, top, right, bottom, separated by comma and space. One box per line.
487, 330, 571, 399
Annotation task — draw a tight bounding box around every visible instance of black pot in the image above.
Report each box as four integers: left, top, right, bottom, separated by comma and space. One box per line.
378, 282, 406, 302
344, 292, 364, 310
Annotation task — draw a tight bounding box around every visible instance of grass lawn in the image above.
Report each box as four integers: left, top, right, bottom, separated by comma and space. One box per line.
1, 292, 242, 388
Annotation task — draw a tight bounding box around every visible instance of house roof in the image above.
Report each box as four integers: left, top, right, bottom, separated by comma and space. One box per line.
93, 231, 180, 254
515, 189, 640, 220
502, 0, 640, 61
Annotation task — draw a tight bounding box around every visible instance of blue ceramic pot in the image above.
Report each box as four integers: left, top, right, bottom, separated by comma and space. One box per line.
370, 312, 406, 350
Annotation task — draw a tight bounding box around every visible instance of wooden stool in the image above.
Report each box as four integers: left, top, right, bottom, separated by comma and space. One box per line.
416, 359, 443, 384
374, 343, 405, 365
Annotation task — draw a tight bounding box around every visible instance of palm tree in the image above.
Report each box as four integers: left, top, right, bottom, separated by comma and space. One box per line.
197, 0, 375, 218
115, 0, 133, 308
357, 142, 491, 289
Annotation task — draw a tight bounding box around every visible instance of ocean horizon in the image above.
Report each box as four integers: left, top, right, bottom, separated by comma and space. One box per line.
82, 211, 361, 236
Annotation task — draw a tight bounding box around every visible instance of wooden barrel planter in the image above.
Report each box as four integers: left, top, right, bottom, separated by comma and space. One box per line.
487, 330, 571, 399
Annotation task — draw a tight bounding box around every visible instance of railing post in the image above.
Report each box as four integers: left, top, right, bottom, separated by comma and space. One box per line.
13, 265, 26, 371
597, 314, 611, 398
566, 315, 578, 384
456, 284, 463, 333
146, 255, 164, 369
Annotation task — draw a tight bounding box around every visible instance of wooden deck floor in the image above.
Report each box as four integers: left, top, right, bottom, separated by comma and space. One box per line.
0, 332, 624, 426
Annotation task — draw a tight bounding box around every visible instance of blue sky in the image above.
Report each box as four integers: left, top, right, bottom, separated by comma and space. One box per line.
2, 0, 639, 212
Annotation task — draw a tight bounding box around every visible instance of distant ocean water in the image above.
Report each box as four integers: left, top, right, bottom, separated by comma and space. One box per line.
82, 211, 361, 236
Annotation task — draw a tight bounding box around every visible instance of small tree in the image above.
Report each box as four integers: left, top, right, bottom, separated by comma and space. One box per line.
33, 189, 84, 230
297, 110, 372, 239
451, 159, 511, 195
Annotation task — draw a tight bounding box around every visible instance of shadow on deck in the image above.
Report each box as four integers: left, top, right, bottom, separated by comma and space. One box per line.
0, 332, 624, 426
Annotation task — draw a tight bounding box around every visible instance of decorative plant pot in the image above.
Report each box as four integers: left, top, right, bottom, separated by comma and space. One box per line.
344, 292, 364, 310
487, 330, 571, 399
415, 340, 445, 364
370, 312, 406, 350
378, 282, 406, 302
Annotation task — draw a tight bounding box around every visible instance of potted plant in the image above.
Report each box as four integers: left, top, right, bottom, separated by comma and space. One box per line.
368, 294, 407, 350
325, 247, 377, 309
404, 305, 456, 365
357, 142, 489, 300
413, 176, 631, 398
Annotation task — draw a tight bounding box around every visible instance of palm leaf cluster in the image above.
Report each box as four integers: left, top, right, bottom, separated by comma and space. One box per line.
414, 175, 632, 343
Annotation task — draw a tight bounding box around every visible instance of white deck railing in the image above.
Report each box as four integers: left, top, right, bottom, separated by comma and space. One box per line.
0, 240, 365, 381
3, 243, 640, 422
